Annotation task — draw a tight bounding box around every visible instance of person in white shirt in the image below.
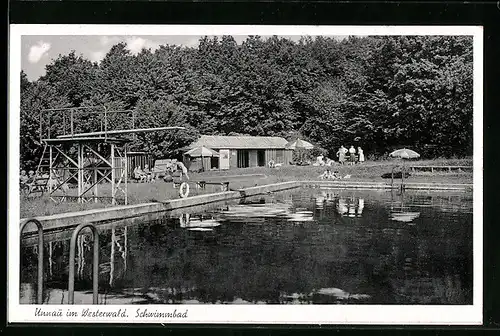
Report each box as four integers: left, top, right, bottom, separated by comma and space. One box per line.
348, 146, 356, 165
357, 147, 365, 163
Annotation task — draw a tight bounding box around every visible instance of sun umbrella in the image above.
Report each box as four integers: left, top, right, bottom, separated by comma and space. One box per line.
389, 148, 420, 159
184, 146, 219, 171
389, 148, 420, 187
185, 146, 220, 158
286, 138, 314, 150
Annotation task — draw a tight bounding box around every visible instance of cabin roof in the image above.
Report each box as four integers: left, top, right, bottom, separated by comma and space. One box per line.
189, 135, 289, 149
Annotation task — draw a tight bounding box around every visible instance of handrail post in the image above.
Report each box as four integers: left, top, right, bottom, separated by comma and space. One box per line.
391, 166, 395, 189
20, 219, 44, 304
68, 223, 99, 304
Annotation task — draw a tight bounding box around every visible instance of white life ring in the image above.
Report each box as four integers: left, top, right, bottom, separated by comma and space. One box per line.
179, 182, 190, 198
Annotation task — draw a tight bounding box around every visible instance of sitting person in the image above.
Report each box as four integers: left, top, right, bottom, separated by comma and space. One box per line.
319, 169, 335, 180
143, 164, 153, 182
133, 166, 147, 182
319, 170, 328, 179
20, 169, 29, 187
27, 170, 35, 184
268, 159, 275, 168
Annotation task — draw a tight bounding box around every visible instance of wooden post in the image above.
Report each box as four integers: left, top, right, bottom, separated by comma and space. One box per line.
48, 145, 53, 193
401, 167, 404, 191
94, 164, 98, 203
77, 143, 83, 203
104, 106, 108, 140
48, 111, 51, 139
70, 109, 74, 136
62, 113, 66, 135
391, 166, 394, 189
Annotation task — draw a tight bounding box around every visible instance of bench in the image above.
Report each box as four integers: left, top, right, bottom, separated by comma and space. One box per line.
152, 159, 177, 176
196, 181, 230, 191
409, 165, 473, 173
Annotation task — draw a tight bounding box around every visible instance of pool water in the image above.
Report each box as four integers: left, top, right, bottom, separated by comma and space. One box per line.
20, 188, 473, 305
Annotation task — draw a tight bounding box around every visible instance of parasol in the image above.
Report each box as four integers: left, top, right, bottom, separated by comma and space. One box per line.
286, 138, 314, 150
389, 148, 420, 160
184, 146, 219, 171
389, 148, 420, 188
286, 138, 314, 164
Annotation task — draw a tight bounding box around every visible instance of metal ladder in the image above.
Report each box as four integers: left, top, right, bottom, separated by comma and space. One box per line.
26, 143, 51, 197
20, 220, 100, 304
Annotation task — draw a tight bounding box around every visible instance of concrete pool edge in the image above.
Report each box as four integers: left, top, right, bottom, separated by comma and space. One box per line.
20, 180, 472, 234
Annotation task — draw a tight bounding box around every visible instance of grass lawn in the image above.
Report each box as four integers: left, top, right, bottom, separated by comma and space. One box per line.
19, 158, 473, 218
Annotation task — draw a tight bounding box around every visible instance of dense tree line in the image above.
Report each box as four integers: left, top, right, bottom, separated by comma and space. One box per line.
20, 35, 473, 169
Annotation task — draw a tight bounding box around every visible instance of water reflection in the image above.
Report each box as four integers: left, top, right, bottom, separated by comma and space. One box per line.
179, 214, 222, 232
20, 188, 473, 305
389, 191, 421, 224
315, 191, 365, 218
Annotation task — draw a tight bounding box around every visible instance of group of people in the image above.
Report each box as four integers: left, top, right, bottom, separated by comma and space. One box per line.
19, 169, 35, 189
133, 164, 154, 182
133, 161, 190, 183
20, 169, 54, 192
319, 168, 351, 180
336, 145, 365, 165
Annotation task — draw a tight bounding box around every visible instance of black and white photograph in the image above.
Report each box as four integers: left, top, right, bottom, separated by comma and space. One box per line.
8, 25, 483, 324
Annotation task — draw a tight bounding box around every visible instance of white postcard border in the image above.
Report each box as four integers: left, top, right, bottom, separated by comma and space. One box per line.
8, 24, 483, 325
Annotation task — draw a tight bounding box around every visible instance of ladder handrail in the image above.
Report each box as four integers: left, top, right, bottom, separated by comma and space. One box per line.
68, 223, 99, 304
20, 219, 44, 304
27, 143, 50, 196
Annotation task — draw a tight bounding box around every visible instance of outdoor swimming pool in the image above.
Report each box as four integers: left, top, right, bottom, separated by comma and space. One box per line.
20, 187, 473, 305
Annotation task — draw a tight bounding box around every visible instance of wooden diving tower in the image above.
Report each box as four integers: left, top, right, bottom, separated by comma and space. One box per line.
27, 105, 185, 205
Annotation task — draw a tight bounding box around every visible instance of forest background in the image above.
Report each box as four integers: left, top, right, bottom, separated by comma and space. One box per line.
20, 35, 473, 170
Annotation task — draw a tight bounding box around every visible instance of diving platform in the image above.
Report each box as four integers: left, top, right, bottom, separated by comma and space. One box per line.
26, 105, 185, 205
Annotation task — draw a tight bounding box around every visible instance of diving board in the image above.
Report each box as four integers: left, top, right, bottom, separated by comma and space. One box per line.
56, 126, 186, 139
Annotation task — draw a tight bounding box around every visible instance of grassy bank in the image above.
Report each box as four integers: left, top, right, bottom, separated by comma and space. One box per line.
19, 159, 473, 218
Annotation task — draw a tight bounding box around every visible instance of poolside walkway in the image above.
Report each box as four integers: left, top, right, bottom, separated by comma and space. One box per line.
19, 180, 473, 235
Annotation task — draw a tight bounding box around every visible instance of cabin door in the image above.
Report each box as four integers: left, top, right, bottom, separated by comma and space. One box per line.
219, 149, 230, 170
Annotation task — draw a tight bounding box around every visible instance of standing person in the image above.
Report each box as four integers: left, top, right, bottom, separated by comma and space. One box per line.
176, 161, 190, 180
349, 146, 356, 165
357, 147, 365, 163
336, 145, 347, 165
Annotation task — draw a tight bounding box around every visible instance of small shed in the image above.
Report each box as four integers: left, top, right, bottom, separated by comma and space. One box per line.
187, 135, 292, 170
126, 152, 154, 178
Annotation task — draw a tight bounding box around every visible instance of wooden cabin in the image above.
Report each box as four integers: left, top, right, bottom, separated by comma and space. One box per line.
185, 135, 292, 170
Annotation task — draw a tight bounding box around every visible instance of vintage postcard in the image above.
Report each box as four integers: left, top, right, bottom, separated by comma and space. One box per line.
8, 24, 483, 325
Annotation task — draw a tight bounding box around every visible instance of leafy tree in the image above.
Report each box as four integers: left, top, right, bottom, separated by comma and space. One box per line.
20, 73, 70, 170
132, 98, 199, 159
20, 34, 474, 168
